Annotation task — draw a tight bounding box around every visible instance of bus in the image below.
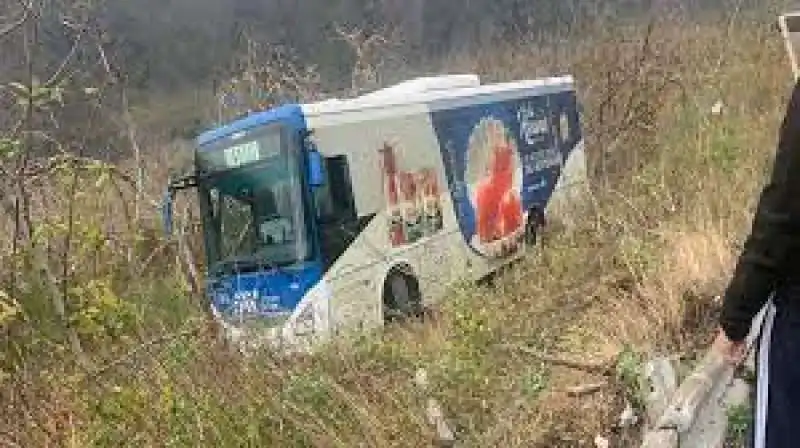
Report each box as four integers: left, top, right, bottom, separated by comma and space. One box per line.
162, 73, 588, 352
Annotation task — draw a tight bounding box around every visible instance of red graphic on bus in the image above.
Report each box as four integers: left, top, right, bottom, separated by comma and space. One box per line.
466, 118, 524, 258
379, 142, 443, 247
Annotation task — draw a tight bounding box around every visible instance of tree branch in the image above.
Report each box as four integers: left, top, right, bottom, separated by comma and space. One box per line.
501, 343, 618, 375
0, 0, 33, 39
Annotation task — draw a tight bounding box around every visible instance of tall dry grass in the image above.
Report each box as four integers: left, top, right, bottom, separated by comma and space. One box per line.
0, 6, 793, 448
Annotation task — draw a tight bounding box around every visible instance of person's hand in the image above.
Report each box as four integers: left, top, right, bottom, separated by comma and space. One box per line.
711, 327, 747, 366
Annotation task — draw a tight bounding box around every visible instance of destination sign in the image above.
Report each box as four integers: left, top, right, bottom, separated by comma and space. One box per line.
223, 140, 260, 168
198, 130, 283, 172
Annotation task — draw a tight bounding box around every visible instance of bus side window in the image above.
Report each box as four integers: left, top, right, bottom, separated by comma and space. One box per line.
315, 155, 365, 267
315, 155, 356, 223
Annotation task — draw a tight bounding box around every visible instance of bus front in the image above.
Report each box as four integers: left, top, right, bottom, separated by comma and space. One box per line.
193, 106, 327, 346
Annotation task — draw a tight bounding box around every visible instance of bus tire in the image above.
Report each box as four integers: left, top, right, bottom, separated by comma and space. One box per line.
524, 208, 545, 247
382, 268, 422, 323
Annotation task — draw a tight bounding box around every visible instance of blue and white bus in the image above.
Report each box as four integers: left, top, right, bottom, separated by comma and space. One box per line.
163, 74, 588, 352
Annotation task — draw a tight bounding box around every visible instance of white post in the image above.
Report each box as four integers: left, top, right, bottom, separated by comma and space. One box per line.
779, 12, 800, 80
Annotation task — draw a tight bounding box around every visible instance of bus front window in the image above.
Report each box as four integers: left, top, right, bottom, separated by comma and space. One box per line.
197, 126, 311, 274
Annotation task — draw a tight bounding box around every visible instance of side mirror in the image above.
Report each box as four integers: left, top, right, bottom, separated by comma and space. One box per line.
307, 148, 326, 188
162, 187, 175, 237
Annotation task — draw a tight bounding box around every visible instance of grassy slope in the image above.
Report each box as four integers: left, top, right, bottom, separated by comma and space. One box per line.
0, 10, 792, 448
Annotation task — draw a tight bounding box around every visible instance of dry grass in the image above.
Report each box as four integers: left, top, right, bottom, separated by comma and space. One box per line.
0, 7, 794, 448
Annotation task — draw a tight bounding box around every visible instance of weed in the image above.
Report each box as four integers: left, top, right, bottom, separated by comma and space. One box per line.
725, 403, 752, 448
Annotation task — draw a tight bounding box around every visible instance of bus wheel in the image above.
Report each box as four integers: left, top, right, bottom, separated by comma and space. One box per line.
524, 208, 545, 247
383, 270, 422, 324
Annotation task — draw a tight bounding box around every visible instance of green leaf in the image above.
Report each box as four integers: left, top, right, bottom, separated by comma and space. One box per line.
0, 138, 20, 159
50, 86, 65, 105
0, 290, 21, 327
95, 171, 110, 189
6, 82, 29, 99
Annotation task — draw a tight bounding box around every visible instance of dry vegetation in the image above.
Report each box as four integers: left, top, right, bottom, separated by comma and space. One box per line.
0, 2, 792, 447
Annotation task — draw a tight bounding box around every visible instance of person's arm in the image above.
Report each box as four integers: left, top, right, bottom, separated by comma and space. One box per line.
719, 79, 800, 342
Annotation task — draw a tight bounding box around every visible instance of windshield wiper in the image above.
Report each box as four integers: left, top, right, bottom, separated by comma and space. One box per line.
211, 257, 261, 277
211, 254, 295, 279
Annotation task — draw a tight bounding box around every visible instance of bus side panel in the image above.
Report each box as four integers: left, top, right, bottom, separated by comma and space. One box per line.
542, 90, 589, 230
429, 88, 586, 271
290, 87, 587, 340
303, 107, 473, 335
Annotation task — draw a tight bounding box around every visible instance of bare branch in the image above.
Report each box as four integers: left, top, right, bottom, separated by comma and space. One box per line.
501, 343, 618, 375
0, 0, 32, 39
43, 32, 85, 88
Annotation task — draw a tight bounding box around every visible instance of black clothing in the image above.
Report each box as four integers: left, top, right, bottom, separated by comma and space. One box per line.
747, 287, 800, 448
720, 79, 800, 342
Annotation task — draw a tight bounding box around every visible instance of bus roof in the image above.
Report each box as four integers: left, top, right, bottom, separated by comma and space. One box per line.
196, 103, 304, 147
353, 73, 481, 102
301, 74, 575, 119
196, 73, 576, 146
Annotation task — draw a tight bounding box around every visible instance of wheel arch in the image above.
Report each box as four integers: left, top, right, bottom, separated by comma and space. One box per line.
379, 260, 423, 320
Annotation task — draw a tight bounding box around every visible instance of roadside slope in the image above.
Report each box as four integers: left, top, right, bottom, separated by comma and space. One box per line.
0, 11, 790, 448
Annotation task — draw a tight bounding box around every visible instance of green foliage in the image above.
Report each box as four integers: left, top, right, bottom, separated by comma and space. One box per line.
520, 364, 550, 399
725, 402, 751, 447
283, 370, 337, 413
0, 289, 21, 329
706, 121, 743, 175
5, 79, 66, 111
68, 279, 137, 342
0, 137, 20, 159
616, 345, 646, 409
451, 303, 493, 348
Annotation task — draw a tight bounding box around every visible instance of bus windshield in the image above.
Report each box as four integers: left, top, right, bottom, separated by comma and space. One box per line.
196, 126, 312, 274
